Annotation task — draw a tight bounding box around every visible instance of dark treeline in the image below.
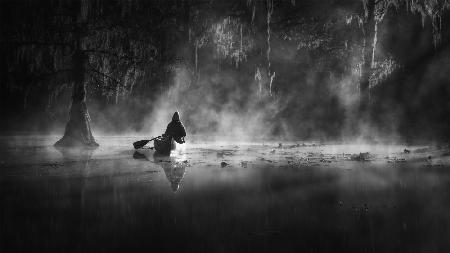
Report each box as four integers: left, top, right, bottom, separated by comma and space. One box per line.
1, 0, 449, 143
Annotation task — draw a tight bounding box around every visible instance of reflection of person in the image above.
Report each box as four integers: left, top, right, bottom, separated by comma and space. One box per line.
163, 111, 186, 144
154, 154, 186, 192
133, 148, 186, 192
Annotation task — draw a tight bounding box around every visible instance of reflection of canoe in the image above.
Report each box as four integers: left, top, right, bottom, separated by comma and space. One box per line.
154, 136, 176, 155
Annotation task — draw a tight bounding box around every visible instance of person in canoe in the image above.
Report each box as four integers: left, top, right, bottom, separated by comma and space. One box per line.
154, 111, 186, 155
163, 111, 186, 144
133, 111, 187, 155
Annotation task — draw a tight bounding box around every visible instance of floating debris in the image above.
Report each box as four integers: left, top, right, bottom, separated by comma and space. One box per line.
259, 157, 273, 163
220, 162, 229, 168
350, 152, 372, 161
40, 162, 62, 168
424, 163, 445, 167
387, 157, 406, 163
217, 150, 235, 158
404, 149, 411, 154
287, 144, 300, 149
143, 170, 159, 173
352, 203, 369, 218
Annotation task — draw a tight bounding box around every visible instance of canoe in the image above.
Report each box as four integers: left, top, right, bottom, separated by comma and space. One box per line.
154, 136, 176, 155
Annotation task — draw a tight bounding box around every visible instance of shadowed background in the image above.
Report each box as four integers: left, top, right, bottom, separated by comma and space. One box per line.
1, 0, 449, 143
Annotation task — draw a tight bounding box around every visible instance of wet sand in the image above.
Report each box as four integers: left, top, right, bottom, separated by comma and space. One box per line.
1, 136, 450, 252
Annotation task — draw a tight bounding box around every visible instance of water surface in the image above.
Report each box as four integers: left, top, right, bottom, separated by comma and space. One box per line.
1, 136, 449, 252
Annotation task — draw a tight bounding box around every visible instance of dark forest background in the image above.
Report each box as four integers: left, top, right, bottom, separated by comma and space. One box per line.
1, 0, 449, 143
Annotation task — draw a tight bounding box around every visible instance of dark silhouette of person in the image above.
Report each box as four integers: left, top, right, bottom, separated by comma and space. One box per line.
163, 111, 186, 144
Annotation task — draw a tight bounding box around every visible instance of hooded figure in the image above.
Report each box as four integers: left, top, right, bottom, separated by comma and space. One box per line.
163, 111, 186, 144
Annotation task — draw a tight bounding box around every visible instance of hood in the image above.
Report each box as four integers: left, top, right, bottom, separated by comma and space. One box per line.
172, 111, 180, 121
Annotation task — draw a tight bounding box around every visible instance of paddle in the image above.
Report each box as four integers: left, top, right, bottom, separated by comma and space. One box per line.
133, 136, 161, 149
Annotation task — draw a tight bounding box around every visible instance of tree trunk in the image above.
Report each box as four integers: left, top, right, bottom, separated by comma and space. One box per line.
55, 43, 98, 147
359, 0, 376, 114
55, 0, 97, 147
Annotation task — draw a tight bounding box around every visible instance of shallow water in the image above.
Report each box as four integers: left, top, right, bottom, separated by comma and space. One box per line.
1, 136, 450, 252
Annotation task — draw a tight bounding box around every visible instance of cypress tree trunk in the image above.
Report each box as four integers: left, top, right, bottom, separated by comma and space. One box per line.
55, 0, 97, 147
55, 46, 98, 147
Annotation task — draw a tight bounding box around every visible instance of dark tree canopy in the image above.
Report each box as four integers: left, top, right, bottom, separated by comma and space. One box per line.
1, 0, 449, 142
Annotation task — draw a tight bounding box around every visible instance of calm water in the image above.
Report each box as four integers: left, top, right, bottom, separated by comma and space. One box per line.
1, 136, 449, 252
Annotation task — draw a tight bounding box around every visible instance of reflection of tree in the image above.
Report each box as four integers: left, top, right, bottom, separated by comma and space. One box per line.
54, 146, 97, 223
54, 146, 96, 176
55, 146, 96, 161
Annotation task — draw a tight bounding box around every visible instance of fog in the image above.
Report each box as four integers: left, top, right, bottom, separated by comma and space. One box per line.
1, 0, 449, 144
